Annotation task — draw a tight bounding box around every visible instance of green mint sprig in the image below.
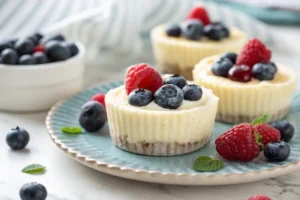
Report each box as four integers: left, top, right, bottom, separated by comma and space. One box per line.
252, 114, 269, 125
22, 164, 46, 174
61, 126, 82, 134
193, 156, 224, 172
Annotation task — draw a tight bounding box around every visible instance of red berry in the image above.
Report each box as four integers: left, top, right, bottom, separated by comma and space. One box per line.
236, 38, 271, 68
91, 94, 106, 108
215, 123, 262, 162
185, 6, 211, 25
248, 195, 271, 200
33, 44, 45, 53
228, 65, 252, 82
255, 124, 281, 146
125, 63, 163, 95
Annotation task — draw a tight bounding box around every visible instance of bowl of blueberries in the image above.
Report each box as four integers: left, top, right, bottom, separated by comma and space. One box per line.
0, 33, 86, 112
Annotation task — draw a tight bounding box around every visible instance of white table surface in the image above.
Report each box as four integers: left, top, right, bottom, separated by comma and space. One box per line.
1, 25, 300, 200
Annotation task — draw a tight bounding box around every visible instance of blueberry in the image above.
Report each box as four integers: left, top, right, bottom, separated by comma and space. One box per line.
6, 127, 30, 150
28, 32, 44, 44
20, 182, 47, 200
269, 61, 277, 73
264, 141, 290, 162
271, 121, 294, 142
0, 41, 13, 53
61, 41, 79, 57
14, 39, 35, 55
203, 24, 224, 41
45, 41, 70, 61
221, 26, 230, 37
165, 24, 181, 37
154, 84, 183, 109
252, 63, 276, 81
1, 48, 18, 64
40, 34, 65, 44
221, 52, 237, 64
19, 54, 36, 65
128, 89, 153, 107
4, 38, 17, 46
33, 52, 48, 64
182, 19, 203, 40
164, 74, 187, 89
211, 57, 233, 77
79, 101, 107, 132
182, 84, 203, 101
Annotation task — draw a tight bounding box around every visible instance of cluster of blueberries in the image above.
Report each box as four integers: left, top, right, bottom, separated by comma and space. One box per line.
128, 75, 203, 109
0, 33, 79, 65
212, 52, 277, 82
165, 20, 230, 41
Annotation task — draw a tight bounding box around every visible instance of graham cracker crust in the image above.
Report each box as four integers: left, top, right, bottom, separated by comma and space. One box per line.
158, 63, 194, 80
110, 134, 211, 156
217, 106, 290, 124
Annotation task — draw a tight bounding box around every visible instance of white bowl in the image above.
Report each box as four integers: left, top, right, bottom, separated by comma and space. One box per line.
0, 43, 86, 112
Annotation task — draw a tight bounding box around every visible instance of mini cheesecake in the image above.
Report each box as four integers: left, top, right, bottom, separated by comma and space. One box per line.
193, 55, 296, 124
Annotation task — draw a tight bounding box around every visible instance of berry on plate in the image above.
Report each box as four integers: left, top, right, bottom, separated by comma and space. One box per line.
20, 182, 47, 200
164, 74, 187, 89
248, 195, 271, 200
125, 63, 163, 95
271, 120, 294, 142
128, 89, 153, 107
252, 63, 276, 81
6, 127, 30, 150
211, 57, 233, 77
1, 48, 18, 64
228, 65, 252, 82
220, 52, 237, 64
182, 19, 204, 40
79, 101, 107, 132
236, 38, 271, 68
185, 6, 211, 25
91, 93, 106, 108
154, 84, 184, 109
182, 84, 203, 101
264, 141, 290, 162
165, 24, 181, 37
215, 123, 262, 162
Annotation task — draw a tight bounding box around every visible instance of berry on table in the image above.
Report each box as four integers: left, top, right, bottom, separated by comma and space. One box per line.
154, 84, 184, 109
252, 63, 276, 81
220, 52, 237, 64
248, 195, 271, 200
211, 57, 233, 77
165, 24, 181, 37
20, 182, 47, 200
185, 6, 211, 25
264, 141, 290, 162
182, 19, 204, 40
45, 40, 71, 61
236, 38, 271, 68
128, 89, 153, 107
91, 93, 106, 108
271, 121, 294, 142
228, 65, 252, 82
19, 54, 37, 65
164, 74, 187, 89
1, 48, 18, 64
182, 84, 203, 101
6, 127, 30, 150
125, 63, 163, 95
79, 101, 107, 132
14, 38, 35, 55
33, 52, 48, 64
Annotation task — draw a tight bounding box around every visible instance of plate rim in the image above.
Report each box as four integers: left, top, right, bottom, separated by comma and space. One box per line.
45, 83, 300, 185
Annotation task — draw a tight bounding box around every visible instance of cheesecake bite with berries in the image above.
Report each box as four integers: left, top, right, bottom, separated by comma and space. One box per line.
151, 6, 247, 80
193, 39, 297, 124
106, 63, 218, 156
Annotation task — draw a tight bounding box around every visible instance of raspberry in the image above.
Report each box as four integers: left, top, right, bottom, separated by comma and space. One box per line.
215, 123, 262, 162
91, 94, 106, 108
33, 44, 45, 53
185, 6, 211, 25
125, 63, 163, 95
236, 38, 271, 68
248, 195, 271, 200
255, 124, 280, 146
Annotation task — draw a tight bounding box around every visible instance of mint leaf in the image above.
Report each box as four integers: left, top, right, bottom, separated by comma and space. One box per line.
193, 156, 224, 172
61, 126, 82, 134
22, 164, 46, 174
252, 114, 269, 125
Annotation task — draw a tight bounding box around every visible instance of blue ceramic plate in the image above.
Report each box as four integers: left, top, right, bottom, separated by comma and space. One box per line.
46, 81, 300, 185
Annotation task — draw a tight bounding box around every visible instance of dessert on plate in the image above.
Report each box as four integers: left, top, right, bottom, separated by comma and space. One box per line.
106, 63, 219, 156
193, 38, 297, 124
151, 6, 247, 80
